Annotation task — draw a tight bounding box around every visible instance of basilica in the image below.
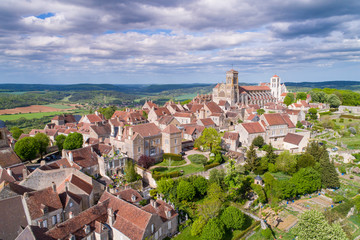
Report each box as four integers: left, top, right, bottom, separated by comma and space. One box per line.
212, 69, 287, 107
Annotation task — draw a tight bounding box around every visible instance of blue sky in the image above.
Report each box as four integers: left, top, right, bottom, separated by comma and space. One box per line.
0, 0, 359, 84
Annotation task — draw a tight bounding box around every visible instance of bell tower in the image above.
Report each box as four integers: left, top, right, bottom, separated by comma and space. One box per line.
226, 69, 238, 86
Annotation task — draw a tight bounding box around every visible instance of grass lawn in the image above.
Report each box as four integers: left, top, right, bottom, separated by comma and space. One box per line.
172, 226, 198, 240
348, 215, 360, 238
248, 227, 296, 240
0, 111, 65, 121
154, 159, 187, 167
271, 172, 292, 181
44, 104, 73, 109
160, 163, 204, 175
335, 135, 360, 149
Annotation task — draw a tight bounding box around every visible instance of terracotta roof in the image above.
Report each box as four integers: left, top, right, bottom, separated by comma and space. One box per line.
263, 113, 288, 126
59, 190, 82, 208
45, 200, 108, 239
152, 107, 171, 117
112, 111, 145, 124
189, 104, 204, 112
90, 124, 111, 137
280, 114, 296, 128
0, 146, 22, 168
247, 114, 257, 121
115, 188, 143, 203
173, 112, 193, 118
273, 74, 279, 78
142, 199, 178, 222
70, 174, 93, 195
109, 118, 125, 127
218, 100, 228, 106
285, 109, 301, 115
248, 104, 260, 110
0, 195, 29, 240
95, 144, 113, 155
7, 163, 28, 182
226, 111, 239, 118
29, 129, 45, 136
143, 101, 158, 109
129, 123, 161, 138
0, 169, 15, 184
223, 132, 239, 141
241, 122, 265, 134
283, 133, 303, 145
240, 86, 271, 91
214, 83, 220, 89
66, 146, 99, 168
86, 114, 103, 123
227, 69, 238, 73
158, 115, 175, 125
18, 133, 30, 140
281, 92, 288, 96
205, 102, 223, 113
24, 187, 63, 219
198, 118, 215, 126
99, 191, 153, 240
162, 125, 181, 134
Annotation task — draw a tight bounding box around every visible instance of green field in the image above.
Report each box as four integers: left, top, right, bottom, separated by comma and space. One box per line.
44, 104, 73, 109
158, 163, 205, 175
0, 111, 65, 121
175, 93, 197, 101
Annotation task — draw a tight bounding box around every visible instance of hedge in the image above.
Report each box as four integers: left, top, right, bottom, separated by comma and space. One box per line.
188, 154, 207, 165
340, 114, 360, 119
151, 167, 168, 174
153, 171, 181, 180
163, 153, 182, 161
204, 162, 220, 171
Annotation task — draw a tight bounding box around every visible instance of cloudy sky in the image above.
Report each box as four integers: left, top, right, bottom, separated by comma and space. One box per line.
1, 0, 360, 84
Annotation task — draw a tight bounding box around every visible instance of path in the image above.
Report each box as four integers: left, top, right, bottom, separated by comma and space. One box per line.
149, 150, 210, 169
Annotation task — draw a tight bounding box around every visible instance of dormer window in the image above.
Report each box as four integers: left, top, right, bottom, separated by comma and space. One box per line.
151, 224, 154, 233
131, 194, 136, 202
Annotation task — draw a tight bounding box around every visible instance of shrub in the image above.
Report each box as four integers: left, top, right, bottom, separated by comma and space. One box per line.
149, 189, 158, 197
333, 195, 345, 203
153, 171, 181, 180
163, 153, 182, 161
339, 166, 346, 174
139, 199, 147, 206
261, 228, 273, 239
188, 154, 208, 165
151, 167, 168, 174
204, 162, 220, 171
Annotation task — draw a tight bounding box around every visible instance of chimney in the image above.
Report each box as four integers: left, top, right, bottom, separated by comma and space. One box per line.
68, 151, 73, 163
22, 168, 28, 179
129, 127, 133, 136
107, 208, 114, 226
150, 199, 157, 209
52, 182, 57, 192
110, 124, 115, 137
6, 168, 12, 177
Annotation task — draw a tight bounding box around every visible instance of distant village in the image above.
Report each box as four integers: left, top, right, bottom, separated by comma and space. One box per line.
0, 70, 336, 239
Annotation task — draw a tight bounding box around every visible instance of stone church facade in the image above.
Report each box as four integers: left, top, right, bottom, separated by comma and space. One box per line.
213, 70, 287, 107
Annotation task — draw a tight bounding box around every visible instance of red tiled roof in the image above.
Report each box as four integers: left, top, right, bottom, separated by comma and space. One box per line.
129, 123, 161, 138
0, 146, 22, 168
115, 189, 143, 203
173, 112, 192, 118
142, 199, 178, 222
162, 125, 181, 134
199, 118, 215, 126
0, 169, 16, 184
90, 124, 111, 137
112, 111, 145, 124
263, 113, 287, 126
281, 114, 296, 128
24, 187, 63, 219
67, 146, 99, 168
218, 100, 228, 106
86, 114, 103, 123
240, 86, 271, 91
241, 122, 265, 134
223, 132, 239, 141
214, 83, 220, 89
158, 115, 175, 125
153, 107, 171, 117
29, 129, 45, 136
189, 104, 204, 112
283, 133, 303, 145
99, 191, 153, 240
205, 102, 223, 113
247, 114, 257, 121
70, 174, 93, 195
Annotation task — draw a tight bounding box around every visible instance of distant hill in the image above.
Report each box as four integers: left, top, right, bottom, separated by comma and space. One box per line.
0, 83, 214, 94
285, 81, 360, 91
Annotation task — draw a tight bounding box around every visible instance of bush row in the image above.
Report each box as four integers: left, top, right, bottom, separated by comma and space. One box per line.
340, 114, 360, 119
153, 171, 181, 180
204, 162, 220, 171
163, 153, 182, 161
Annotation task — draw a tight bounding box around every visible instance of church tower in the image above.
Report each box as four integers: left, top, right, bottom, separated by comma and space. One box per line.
226, 69, 238, 86
270, 75, 281, 100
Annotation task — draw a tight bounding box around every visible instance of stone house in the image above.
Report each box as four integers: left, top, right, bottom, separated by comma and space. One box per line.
260, 113, 296, 148
162, 125, 182, 155
180, 124, 205, 141
218, 100, 230, 111
222, 132, 239, 151
112, 110, 147, 125
148, 107, 171, 123
24, 185, 63, 229
237, 122, 266, 147
284, 109, 306, 126
164, 101, 185, 114
173, 112, 196, 125
143, 100, 158, 111
156, 115, 180, 130
197, 118, 216, 128
283, 132, 309, 153
58, 189, 83, 220
51, 114, 77, 126
79, 112, 105, 125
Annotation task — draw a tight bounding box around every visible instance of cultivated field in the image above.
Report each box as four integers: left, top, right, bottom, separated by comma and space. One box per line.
0, 104, 76, 115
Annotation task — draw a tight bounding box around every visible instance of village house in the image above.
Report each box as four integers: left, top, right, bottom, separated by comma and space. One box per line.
0, 128, 22, 169
148, 107, 171, 123
155, 115, 180, 130
180, 124, 205, 141
142, 100, 158, 111
283, 132, 310, 153
197, 118, 216, 128
164, 101, 185, 114
260, 113, 296, 148
79, 112, 106, 125
162, 125, 182, 155
237, 122, 266, 147
222, 132, 239, 151
51, 114, 79, 126
112, 109, 147, 125
173, 112, 196, 125
284, 109, 306, 126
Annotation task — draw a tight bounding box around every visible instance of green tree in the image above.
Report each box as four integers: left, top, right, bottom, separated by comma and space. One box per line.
208, 168, 226, 188
55, 134, 66, 151
63, 132, 83, 150
275, 150, 297, 174
293, 210, 347, 240
198, 197, 222, 220
297, 153, 315, 169
310, 91, 328, 103
34, 132, 50, 159
14, 137, 38, 160
265, 143, 277, 164
296, 121, 304, 128
245, 144, 259, 172
251, 183, 267, 203
191, 216, 207, 236
98, 105, 117, 119
193, 176, 208, 196
296, 92, 307, 100
177, 180, 196, 201
156, 178, 175, 197
257, 109, 265, 115
308, 108, 318, 120
252, 135, 264, 148
221, 206, 246, 230
320, 157, 340, 189
201, 218, 225, 240
194, 127, 221, 152
124, 160, 139, 182
207, 182, 225, 201
284, 95, 293, 106
291, 167, 321, 195
327, 94, 342, 108
10, 127, 23, 140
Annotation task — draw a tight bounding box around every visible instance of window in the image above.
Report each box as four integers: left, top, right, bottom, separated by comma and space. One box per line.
138, 147, 141, 153
168, 221, 172, 230
174, 139, 177, 144
57, 214, 61, 223
159, 227, 162, 236
43, 219, 48, 228
156, 139, 160, 144
52, 215, 57, 225
165, 139, 169, 145
150, 147, 156, 156
151, 224, 155, 233
69, 202, 73, 207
